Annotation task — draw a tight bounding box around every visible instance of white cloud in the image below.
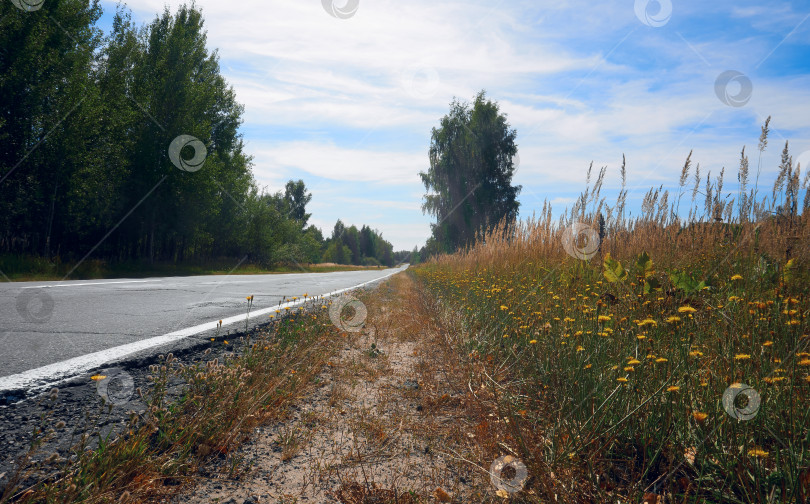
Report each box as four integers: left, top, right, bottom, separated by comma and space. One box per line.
250, 141, 424, 185
103, 0, 810, 250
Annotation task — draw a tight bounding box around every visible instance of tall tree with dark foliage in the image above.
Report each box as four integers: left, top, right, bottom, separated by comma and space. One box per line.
420, 91, 521, 253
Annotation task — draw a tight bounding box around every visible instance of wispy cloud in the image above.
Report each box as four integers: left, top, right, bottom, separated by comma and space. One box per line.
103, 0, 810, 250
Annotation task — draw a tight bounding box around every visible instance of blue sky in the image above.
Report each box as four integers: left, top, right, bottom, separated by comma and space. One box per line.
97, 0, 810, 250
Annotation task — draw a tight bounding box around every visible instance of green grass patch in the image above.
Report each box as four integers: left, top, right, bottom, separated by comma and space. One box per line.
412, 242, 809, 503
0, 254, 390, 281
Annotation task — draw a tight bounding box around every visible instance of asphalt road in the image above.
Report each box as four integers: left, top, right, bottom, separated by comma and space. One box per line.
0, 265, 407, 393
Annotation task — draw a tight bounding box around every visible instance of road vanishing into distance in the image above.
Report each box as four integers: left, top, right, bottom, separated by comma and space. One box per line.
0, 265, 407, 395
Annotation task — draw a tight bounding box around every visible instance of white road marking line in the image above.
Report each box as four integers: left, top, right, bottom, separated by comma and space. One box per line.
21, 280, 161, 289
0, 266, 406, 394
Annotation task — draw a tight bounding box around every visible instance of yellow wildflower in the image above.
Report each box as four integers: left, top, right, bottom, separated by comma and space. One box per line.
678, 306, 697, 314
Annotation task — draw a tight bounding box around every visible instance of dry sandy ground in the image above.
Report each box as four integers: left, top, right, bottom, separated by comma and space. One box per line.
175, 303, 483, 504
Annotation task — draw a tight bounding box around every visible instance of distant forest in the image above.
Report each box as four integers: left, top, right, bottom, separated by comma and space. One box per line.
0, 1, 413, 269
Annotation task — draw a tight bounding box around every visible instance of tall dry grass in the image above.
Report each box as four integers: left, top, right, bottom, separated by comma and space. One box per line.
444, 130, 808, 272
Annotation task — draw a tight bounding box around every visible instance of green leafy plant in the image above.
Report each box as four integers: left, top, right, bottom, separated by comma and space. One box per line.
781, 257, 795, 285
633, 252, 661, 294
667, 269, 707, 294
602, 253, 628, 283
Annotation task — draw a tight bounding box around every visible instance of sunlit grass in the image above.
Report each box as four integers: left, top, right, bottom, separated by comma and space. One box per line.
411, 144, 809, 502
